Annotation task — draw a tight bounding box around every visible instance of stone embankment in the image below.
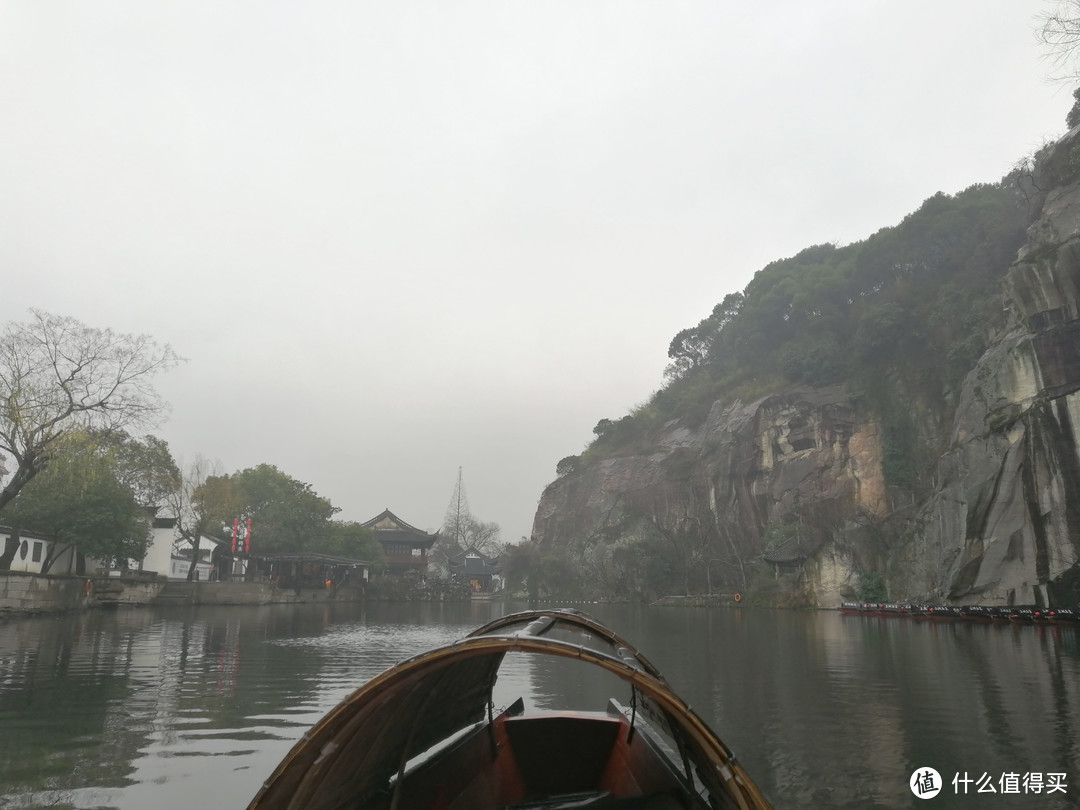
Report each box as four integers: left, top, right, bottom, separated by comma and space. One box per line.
0, 571, 101, 615
0, 572, 363, 616
652, 594, 744, 607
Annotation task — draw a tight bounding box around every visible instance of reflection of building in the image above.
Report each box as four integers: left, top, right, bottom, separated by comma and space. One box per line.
360, 509, 438, 576
447, 547, 500, 592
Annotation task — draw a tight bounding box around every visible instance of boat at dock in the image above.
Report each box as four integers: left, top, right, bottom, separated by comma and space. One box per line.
840, 601, 1078, 625
247, 608, 773, 810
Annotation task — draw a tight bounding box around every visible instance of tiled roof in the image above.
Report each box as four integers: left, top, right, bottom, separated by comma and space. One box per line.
360, 508, 439, 538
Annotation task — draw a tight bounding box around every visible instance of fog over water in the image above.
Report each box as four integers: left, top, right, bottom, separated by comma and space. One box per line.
0, 1, 1070, 542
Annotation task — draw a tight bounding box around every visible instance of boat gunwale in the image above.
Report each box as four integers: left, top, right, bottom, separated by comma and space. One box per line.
248, 609, 771, 810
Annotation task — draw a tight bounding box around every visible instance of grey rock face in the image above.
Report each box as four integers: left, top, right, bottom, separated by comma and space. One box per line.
532, 387, 889, 604
921, 171, 1080, 606
533, 137, 1080, 608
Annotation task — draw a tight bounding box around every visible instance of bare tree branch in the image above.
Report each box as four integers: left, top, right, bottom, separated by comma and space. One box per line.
0, 310, 182, 514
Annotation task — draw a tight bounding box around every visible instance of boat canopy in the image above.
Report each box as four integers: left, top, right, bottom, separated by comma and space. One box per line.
248, 609, 765, 810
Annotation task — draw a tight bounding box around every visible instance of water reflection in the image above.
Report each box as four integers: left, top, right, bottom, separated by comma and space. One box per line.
0, 603, 1077, 809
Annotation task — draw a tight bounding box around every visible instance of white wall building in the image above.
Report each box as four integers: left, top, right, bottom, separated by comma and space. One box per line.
0, 527, 83, 574
140, 516, 233, 581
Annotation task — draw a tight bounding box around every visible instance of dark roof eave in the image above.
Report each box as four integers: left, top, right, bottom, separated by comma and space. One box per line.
360, 508, 440, 538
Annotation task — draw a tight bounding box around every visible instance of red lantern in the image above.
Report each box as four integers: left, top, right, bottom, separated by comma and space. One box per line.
245, 518, 251, 553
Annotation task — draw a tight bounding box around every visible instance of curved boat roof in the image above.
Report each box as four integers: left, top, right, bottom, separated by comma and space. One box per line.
248, 609, 770, 810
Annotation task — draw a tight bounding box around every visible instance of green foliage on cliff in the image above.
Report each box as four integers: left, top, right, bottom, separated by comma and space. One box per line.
856, 570, 887, 602
547, 104, 1080, 605
584, 179, 1033, 492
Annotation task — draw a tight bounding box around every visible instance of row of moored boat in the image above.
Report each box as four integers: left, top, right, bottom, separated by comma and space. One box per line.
840, 602, 1080, 623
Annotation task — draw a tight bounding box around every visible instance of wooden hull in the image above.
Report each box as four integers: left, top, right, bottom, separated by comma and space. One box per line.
378, 704, 701, 810
248, 609, 772, 810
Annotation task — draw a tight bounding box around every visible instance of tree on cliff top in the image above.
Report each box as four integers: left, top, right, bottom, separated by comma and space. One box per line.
1040, 2, 1080, 79
0, 310, 181, 513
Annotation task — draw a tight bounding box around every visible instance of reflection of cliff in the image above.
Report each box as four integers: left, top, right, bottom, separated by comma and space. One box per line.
644, 610, 1080, 809
532, 130, 1080, 607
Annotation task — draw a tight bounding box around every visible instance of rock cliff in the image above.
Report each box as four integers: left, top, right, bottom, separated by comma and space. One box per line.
532, 132, 1080, 607
913, 132, 1080, 607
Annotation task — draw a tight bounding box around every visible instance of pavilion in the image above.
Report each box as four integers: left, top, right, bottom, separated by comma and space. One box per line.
360, 509, 439, 577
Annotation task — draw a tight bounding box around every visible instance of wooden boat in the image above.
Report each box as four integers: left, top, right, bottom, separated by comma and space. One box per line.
961, 605, 997, 622
247, 609, 773, 810
1044, 607, 1080, 624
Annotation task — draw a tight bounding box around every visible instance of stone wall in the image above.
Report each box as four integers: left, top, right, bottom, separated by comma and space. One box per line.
0, 572, 97, 615
0, 573, 363, 615
189, 582, 362, 605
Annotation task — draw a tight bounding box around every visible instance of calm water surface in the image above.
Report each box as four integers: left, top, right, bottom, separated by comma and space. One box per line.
0, 601, 1078, 809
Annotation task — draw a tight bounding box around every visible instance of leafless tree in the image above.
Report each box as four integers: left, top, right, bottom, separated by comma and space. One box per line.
439, 468, 503, 555
0, 309, 181, 512
442, 467, 471, 549
0, 310, 180, 570
166, 455, 240, 581
1039, 2, 1080, 79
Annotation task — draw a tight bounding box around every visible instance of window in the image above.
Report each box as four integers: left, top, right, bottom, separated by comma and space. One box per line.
32, 542, 42, 562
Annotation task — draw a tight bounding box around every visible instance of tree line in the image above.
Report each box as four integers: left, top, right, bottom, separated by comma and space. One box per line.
574, 175, 1036, 493
0, 309, 383, 577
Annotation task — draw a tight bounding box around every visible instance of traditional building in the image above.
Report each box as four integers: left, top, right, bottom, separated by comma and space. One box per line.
137, 513, 234, 581
361, 509, 438, 577
0, 526, 79, 574
447, 547, 501, 593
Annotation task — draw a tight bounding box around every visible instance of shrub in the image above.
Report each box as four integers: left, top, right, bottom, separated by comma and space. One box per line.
856, 570, 887, 602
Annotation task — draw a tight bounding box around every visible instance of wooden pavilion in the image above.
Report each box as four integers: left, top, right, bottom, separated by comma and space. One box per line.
447, 547, 501, 592
360, 509, 439, 577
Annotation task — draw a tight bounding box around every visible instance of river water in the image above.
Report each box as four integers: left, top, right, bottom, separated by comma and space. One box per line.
0, 601, 1077, 809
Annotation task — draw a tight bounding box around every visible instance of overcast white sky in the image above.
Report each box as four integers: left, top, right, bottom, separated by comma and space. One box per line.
0, 1, 1072, 545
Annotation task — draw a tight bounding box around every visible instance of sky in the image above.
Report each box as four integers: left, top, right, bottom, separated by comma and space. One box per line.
0, 1, 1073, 546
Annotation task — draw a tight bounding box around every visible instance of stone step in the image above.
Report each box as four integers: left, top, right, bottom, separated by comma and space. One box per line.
153, 582, 197, 604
